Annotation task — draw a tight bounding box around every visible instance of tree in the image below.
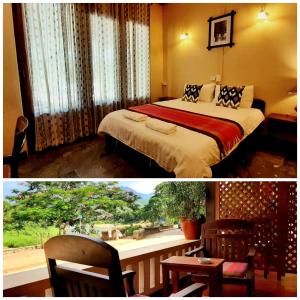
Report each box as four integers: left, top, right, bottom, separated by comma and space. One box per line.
155, 182, 207, 220
4, 181, 143, 234
143, 196, 165, 226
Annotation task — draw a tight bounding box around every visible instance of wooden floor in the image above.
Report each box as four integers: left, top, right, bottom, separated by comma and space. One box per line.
151, 270, 297, 297
222, 271, 297, 297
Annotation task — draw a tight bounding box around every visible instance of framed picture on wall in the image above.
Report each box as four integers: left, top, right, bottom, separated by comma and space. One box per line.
207, 10, 236, 50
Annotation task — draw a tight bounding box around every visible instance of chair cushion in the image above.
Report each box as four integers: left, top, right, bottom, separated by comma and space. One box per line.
223, 262, 248, 277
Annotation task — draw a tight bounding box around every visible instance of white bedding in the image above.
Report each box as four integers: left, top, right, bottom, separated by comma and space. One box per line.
98, 99, 265, 177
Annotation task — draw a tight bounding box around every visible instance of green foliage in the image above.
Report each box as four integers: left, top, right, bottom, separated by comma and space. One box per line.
4, 181, 208, 248
125, 225, 143, 236
4, 182, 142, 234
143, 196, 166, 225
4, 224, 58, 248
155, 182, 207, 220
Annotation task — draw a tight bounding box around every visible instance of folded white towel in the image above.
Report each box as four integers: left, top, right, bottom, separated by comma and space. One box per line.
123, 110, 147, 122
146, 118, 177, 135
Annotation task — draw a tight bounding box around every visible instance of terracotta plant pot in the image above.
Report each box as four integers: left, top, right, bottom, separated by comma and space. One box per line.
180, 218, 201, 240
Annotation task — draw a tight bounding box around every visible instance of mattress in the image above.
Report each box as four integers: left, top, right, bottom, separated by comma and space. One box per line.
98, 99, 265, 178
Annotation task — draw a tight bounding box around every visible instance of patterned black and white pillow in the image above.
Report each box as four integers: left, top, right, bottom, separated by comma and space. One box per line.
182, 84, 203, 103
216, 85, 245, 109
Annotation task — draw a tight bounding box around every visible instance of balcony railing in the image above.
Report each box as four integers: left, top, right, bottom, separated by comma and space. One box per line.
3, 238, 201, 297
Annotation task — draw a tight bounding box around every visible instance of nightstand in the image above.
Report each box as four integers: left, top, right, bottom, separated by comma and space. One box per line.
158, 96, 177, 101
267, 113, 297, 156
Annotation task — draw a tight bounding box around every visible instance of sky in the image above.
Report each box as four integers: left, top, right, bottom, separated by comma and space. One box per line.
3, 180, 167, 198
119, 179, 166, 194
3, 181, 28, 198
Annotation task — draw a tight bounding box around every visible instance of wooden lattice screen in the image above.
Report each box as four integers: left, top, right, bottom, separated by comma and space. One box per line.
215, 181, 297, 279
285, 182, 297, 274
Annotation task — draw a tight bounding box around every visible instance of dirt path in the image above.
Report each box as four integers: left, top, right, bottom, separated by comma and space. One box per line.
3, 229, 183, 274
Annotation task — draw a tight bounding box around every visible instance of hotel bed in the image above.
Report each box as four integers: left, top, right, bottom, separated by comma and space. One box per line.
98, 99, 265, 178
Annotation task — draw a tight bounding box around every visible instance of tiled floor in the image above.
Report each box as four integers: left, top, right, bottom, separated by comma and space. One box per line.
19, 135, 297, 178
151, 270, 297, 297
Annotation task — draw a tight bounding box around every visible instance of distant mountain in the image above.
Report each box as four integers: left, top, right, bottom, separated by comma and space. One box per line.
121, 186, 153, 206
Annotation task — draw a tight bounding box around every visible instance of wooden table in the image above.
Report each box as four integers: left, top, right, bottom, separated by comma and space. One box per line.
267, 113, 297, 157
267, 113, 297, 143
161, 256, 224, 297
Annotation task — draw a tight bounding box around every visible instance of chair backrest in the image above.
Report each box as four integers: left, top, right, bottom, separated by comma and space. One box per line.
44, 234, 126, 297
200, 219, 254, 262
12, 116, 29, 157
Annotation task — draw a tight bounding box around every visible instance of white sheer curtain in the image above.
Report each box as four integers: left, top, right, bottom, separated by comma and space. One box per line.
89, 4, 121, 106
22, 3, 150, 151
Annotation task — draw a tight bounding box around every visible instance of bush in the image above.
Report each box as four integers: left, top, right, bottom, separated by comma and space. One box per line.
125, 225, 142, 236
3, 225, 58, 248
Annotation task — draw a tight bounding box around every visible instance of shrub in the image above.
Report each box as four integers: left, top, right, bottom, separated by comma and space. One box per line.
125, 225, 142, 236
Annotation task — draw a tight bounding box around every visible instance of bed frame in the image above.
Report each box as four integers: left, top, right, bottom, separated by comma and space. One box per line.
103, 99, 266, 178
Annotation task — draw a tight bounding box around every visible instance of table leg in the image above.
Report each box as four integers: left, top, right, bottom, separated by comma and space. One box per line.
162, 266, 170, 296
208, 266, 223, 297
216, 266, 223, 296
171, 271, 180, 293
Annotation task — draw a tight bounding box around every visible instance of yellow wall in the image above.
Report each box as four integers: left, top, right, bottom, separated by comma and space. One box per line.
161, 3, 297, 114
3, 3, 25, 155
150, 4, 164, 102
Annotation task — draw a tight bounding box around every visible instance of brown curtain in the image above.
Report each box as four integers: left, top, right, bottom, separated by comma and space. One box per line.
21, 3, 150, 151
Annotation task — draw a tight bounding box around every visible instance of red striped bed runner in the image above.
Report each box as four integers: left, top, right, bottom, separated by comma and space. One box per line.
129, 104, 244, 157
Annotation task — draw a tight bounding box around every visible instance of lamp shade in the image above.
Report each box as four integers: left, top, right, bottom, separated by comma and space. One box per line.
180, 33, 189, 40
288, 86, 297, 95
257, 9, 268, 21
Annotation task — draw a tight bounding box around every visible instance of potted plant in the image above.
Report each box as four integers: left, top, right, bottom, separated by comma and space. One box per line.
164, 182, 206, 240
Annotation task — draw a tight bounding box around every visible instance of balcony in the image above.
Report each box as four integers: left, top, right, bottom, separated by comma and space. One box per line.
3, 181, 297, 297
3, 233, 297, 297
4, 234, 201, 296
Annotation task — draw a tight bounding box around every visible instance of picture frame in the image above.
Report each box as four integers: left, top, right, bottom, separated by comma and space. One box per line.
207, 10, 236, 50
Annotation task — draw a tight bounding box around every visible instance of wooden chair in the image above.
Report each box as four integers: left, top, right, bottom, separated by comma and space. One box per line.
44, 234, 207, 297
3, 116, 29, 178
185, 219, 256, 296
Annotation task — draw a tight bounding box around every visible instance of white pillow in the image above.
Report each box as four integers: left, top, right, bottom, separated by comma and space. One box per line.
213, 84, 254, 108
212, 85, 221, 103
198, 83, 216, 102
239, 85, 254, 108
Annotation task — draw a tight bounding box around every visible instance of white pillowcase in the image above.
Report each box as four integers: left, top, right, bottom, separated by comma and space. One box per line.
239, 85, 254, 108
213, 84, 254, 108
213, 85, 221, 103
198, 83, 216, 102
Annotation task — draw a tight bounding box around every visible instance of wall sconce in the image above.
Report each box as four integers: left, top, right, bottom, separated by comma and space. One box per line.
180, 33, 189, 40
257, 5, 269, 21
288, 86, 297, 95
287, 85, 297, 112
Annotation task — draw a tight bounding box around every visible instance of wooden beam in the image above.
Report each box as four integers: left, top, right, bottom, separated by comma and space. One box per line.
205, 182, 217, 221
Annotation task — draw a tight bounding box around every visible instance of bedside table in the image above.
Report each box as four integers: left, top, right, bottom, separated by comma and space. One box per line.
267, 113, 297, 156
158, 96, 177, 101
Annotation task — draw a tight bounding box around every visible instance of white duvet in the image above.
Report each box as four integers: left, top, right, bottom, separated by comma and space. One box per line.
98, 99, 265, 178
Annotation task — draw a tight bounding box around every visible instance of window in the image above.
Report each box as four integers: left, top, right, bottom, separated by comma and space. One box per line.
23, 4, 150, 116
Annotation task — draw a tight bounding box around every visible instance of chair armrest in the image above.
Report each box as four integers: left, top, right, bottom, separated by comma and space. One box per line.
185, 246, 204, 257
122, 270, 136, 296
247, 247, 256, 264
170, 283, 207, 297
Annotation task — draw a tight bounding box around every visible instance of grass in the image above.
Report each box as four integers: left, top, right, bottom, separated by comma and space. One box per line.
3, 222, 156, 248
4, 225, 59, 248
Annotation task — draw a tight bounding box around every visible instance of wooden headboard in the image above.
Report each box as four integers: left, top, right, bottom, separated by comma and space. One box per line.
252, 99, 265, 115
